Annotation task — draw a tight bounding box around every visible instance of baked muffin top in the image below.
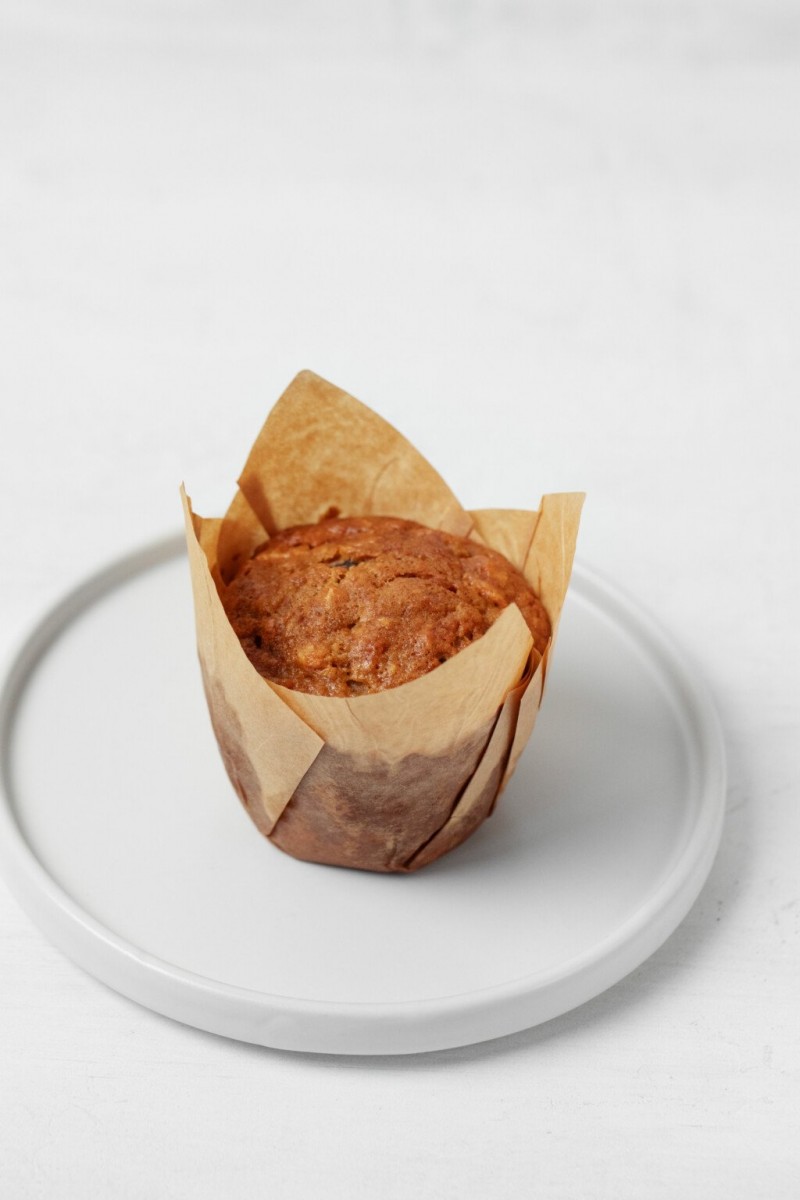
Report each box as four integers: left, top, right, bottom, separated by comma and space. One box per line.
223, 515, 550, 697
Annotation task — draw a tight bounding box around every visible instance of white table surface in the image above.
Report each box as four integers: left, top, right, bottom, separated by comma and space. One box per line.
1, 2, 798, 1196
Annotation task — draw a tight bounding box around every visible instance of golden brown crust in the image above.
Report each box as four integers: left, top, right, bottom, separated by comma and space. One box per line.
222, 515, 551, 698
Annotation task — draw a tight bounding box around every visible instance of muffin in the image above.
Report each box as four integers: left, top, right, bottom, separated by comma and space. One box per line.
182, 369, 583, 872
222, 514, 552, 698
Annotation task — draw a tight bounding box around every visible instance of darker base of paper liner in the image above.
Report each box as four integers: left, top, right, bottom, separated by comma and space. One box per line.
200, 635, 537, 872
406, 669, 526, 870
201, 668, 275, 839
205, 670, 508, 872
269, 718, 495, 873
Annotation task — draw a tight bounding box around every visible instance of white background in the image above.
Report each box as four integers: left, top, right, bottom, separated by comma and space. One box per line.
1, 1, 798, 1196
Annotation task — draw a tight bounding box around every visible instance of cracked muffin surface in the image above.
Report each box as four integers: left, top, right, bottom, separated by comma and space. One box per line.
222, 514, 551, 697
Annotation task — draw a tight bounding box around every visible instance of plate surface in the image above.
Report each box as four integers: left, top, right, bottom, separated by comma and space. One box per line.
0, 538, 725, 1055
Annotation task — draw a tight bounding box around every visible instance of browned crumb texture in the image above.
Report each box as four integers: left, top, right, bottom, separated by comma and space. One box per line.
222, 515, 550, 697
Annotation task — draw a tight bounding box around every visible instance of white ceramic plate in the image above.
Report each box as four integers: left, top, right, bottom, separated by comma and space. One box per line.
0, 538, 725, 1055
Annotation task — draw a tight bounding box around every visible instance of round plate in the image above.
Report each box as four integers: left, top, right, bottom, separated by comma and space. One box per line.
0, 538, 725, 1055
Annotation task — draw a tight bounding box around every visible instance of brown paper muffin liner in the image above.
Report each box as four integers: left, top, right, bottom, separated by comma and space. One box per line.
182, 370, 583, 872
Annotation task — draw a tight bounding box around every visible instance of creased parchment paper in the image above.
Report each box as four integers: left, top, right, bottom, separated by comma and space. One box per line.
182, 370, 583, 872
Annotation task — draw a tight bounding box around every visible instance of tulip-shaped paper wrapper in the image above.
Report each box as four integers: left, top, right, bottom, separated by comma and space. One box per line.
182, 371, 583, 872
